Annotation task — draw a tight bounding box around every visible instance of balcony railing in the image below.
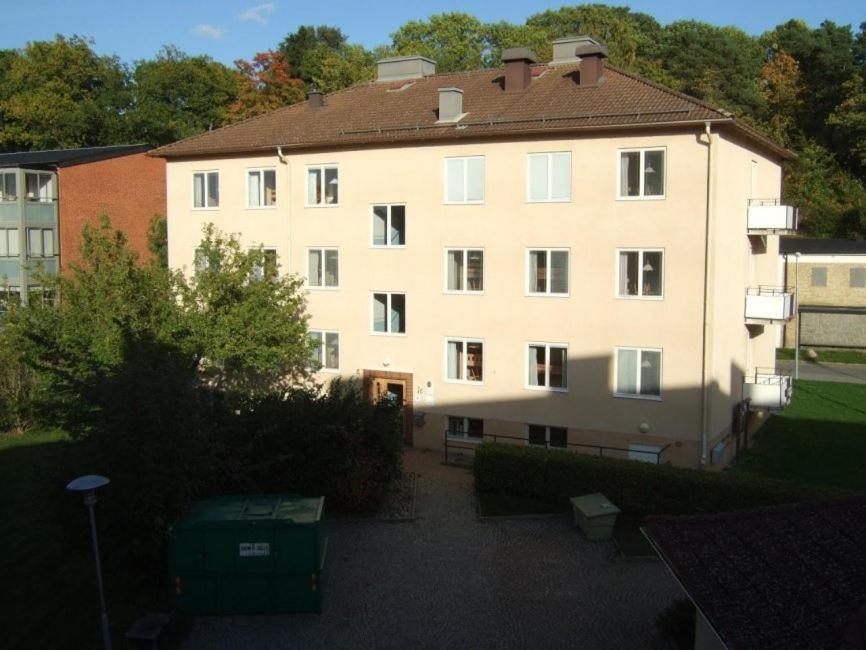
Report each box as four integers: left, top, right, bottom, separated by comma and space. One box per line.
745, 286, 794, 323
743, 368, 792, 411
747, 199, 798, 233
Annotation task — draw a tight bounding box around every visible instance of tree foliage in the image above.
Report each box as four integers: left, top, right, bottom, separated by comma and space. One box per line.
225, 50, 306, 124
126, 46, 237, 146
279, 25, 347, 85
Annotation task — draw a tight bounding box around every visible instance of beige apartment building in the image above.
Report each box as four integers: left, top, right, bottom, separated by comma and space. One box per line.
153, 37, 798, 469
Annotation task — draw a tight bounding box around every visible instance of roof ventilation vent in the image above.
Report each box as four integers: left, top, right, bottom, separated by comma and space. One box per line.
437, 87, 465, 123
376, 55, 436, 83
550, 35, 608, 66
307, 89, 324, 109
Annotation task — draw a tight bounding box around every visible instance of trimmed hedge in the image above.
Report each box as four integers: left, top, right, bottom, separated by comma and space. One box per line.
473, 443, 848, 516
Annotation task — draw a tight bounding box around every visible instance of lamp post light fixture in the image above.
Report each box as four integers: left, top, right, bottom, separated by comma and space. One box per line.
66, 474, 112, 650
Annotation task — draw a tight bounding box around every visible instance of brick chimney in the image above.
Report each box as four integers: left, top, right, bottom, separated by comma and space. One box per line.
575, 40, 608, 86
501, 47, 538, 92
308, 89, 324, 109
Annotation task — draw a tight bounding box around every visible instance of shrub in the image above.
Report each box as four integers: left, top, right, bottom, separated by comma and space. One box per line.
473, 443, 847, 516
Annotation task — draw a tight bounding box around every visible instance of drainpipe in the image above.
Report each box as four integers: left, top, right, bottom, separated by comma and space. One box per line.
276, 146, 290, 271
699, 121, 714, 468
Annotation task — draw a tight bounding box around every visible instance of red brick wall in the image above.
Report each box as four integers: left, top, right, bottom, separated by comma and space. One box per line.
58, 152, 166, 267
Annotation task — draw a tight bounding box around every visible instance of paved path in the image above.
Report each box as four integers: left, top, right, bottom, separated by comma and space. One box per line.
180, 449, 681, 649
777, 360, 866, 384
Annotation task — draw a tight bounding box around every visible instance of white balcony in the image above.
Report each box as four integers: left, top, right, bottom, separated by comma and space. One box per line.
747, 199, 798, 233
743, 369, 792, 411
745, 287, 794, 323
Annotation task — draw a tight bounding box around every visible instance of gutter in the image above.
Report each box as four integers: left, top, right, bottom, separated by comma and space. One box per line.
699, 121, 714, 467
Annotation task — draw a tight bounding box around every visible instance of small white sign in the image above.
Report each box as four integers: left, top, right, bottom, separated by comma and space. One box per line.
239, 542, 270, 558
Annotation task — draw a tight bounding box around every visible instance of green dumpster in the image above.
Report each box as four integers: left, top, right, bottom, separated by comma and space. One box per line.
168, 495, 326, 615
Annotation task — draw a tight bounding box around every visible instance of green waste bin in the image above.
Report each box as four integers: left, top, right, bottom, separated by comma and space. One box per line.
168, 494, 326, 615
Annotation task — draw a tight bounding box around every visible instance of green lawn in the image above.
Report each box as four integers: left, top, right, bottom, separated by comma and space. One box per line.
776, 347, 866, 364
732, 380, 866, 491
0, 430, 165, 650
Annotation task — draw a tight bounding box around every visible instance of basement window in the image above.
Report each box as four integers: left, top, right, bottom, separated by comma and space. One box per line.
446, 416, 484, 441
618, 148, 665, 199
306, 165, 339, 206
527, 424, 568, 449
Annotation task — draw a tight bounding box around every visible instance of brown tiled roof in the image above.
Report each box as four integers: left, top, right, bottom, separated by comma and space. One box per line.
151, 63, 791, 160
643, 497, 866, 649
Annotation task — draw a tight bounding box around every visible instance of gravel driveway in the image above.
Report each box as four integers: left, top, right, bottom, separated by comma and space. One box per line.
180, 448, 682, 649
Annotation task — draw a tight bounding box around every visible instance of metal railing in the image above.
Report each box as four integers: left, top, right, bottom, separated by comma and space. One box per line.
744, 367, 790, 384
443, 430, 671, 465
745, 285, 790, 297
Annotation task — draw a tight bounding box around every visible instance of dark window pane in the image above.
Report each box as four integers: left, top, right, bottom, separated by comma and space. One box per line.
466, 418, 484, 439
549, 427, 567, 448
528, 425, 546, 446
642, 252, 663, 296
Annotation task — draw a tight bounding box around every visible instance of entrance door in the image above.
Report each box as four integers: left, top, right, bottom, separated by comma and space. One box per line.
365, 371, 413, 445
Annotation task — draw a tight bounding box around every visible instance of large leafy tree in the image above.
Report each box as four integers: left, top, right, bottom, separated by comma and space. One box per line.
308, 44, 377, 94
225, 50, 306, 123
760, 49, 805, 147
391, 13, 487, 73
0, 35, 128, 151
126, 46, 237, 146
279, 25, 347, 84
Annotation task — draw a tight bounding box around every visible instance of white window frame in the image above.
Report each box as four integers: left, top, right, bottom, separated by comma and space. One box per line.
615, 248, 665, 300
445, 416, 485, 443
26, 228, 55, 258
613, 346, 663, 401
306, 247, 340, 290
616, 147, 666, 200
525, 248, 570, 297
526, 151, 572, 203
444, 247, 484, 294
525, 342, 568, 392
443, 337, 484, 385
245, 167, 277, 209
0, 171, 17, 202
525, 424, 569, 450
192, 171, 219, 210
443, 156, 485, 205
0, 228, 19, 257
309, 329, 340, 372
305, 164, 340, 208
370, 204, 407, 248
370, 291, 406, 336
250, 247, 278, 281
24, 172, 54, 203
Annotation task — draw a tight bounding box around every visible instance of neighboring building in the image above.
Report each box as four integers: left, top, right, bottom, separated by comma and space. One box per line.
643, 498, 866, 649
781, 237, 866, 349
153, 37, 797, 469
0, 145, 166, 306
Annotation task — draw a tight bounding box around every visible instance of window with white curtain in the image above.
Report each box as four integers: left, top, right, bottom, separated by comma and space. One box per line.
26, 228, 54, 257
309, 330, 340, 371
251, 248, 278, 282
0, 172, 17, 201
24, 172, 53, 202
306, 164, 339, 206
446, 248, 483, 292
247, 168, 276, 207
372, 205, 406, 246
193, 171, 219, 208
307, 248, 339, 288
617, 249, 663, 298
527, 248, 569, 295
618, 148, 665, 198
0, 229, 19, 257
615, 347, 662, 398
445, 156, 485, 203
446, 416, 484, 441
528, 152, 571, 202
445, 337, 483, 382
372, 292, 405, 334
526, 343, 567, 390
527, 424, 568, 449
